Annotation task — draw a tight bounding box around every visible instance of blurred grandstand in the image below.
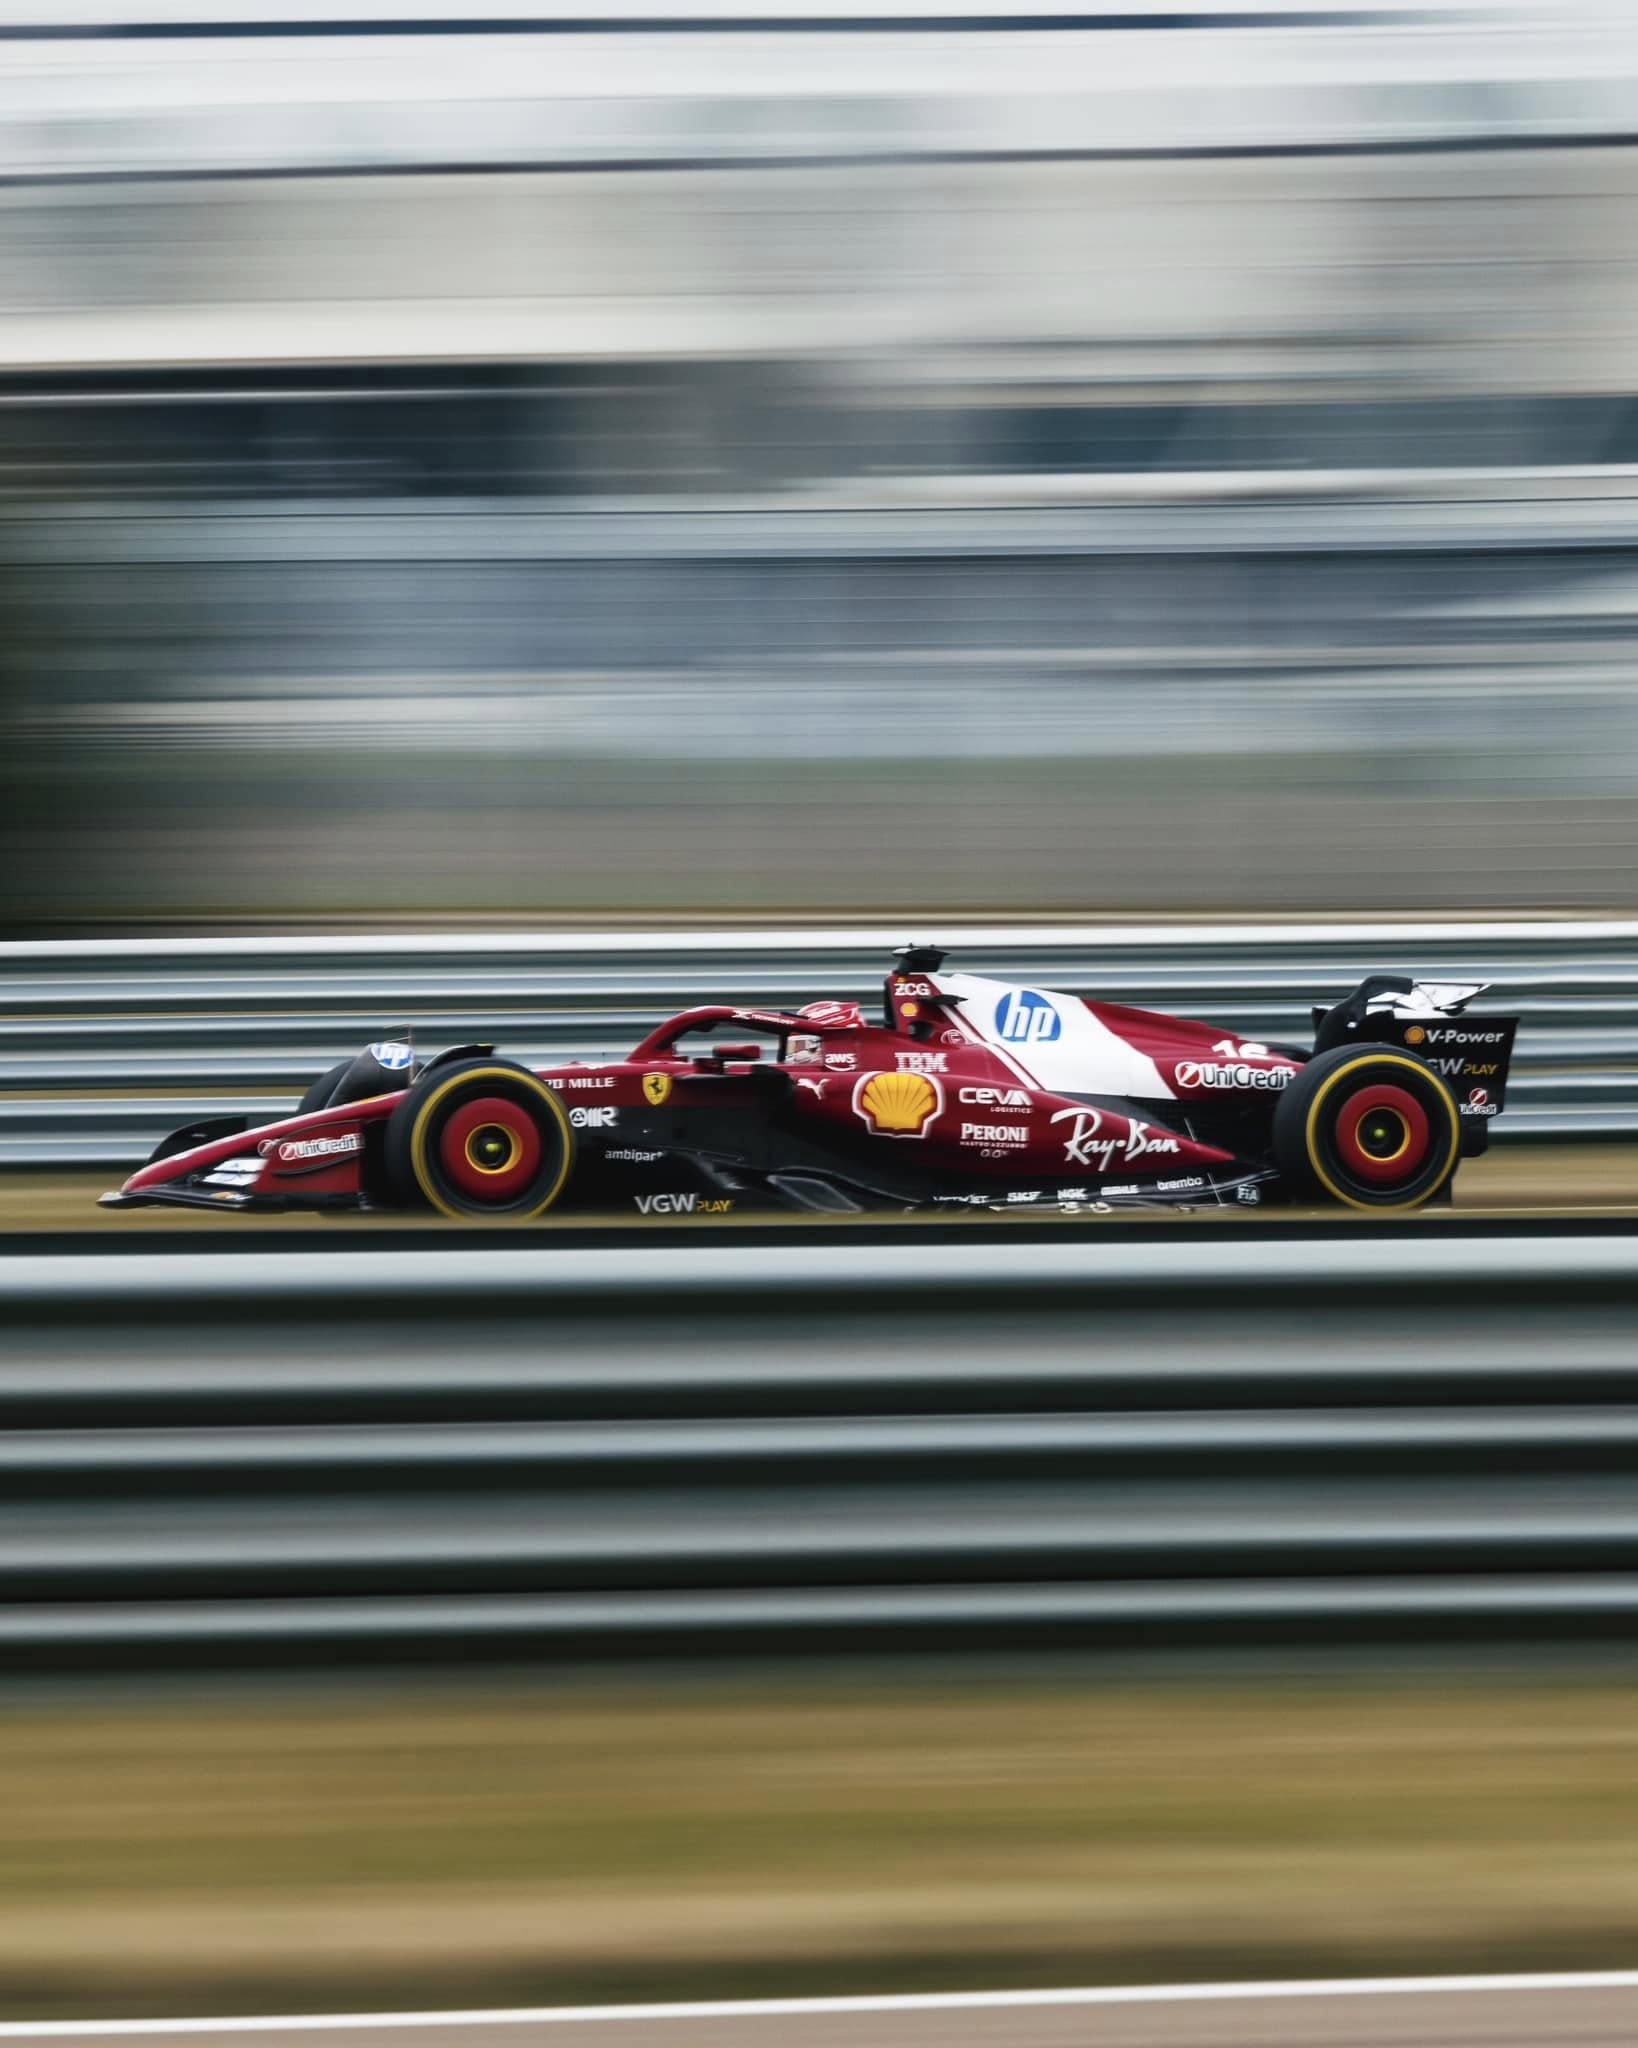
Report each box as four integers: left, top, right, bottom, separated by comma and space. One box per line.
2, 0, 1638, 927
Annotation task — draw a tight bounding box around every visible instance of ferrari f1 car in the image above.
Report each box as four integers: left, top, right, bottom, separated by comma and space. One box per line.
101, 946, 1518, 1219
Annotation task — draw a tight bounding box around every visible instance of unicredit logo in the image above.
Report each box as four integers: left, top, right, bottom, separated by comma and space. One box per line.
1176, 1060, 1292, 1091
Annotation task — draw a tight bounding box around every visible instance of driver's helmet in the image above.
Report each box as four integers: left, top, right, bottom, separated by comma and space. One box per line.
798, 1000, 865, 1030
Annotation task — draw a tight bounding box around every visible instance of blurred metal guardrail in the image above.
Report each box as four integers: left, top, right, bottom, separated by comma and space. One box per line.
2, 922, 1636, 1168
21, 490, 1638, 563
4, 1232, 1638, 1665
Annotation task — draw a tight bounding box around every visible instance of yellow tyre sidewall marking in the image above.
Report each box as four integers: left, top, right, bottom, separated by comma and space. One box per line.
410, 1066, 574, 1220
1304, 1053, 1460, 1211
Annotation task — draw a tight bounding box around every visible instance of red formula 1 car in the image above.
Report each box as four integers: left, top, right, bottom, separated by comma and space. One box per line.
101, 945, 1518, 1220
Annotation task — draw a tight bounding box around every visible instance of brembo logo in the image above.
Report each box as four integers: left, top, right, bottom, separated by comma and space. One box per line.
1175, 1060, 1292, 1091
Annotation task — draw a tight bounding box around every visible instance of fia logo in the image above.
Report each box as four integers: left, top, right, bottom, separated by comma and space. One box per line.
994, 990, 1061, 1044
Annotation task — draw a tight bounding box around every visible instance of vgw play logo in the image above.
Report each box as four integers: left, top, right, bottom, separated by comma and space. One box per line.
994, 989, 1061, 1044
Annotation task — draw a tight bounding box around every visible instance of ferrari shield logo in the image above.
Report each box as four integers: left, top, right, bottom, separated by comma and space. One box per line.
643, 1073, 673, 1107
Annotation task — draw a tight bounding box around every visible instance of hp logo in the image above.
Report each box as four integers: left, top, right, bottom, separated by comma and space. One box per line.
994, 990, 1061, 1044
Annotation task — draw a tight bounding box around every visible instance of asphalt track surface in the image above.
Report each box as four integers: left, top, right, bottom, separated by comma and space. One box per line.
8, 1981, 1638, 2048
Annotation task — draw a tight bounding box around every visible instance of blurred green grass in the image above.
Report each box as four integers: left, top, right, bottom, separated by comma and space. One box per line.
3, 1666, 1638, 2017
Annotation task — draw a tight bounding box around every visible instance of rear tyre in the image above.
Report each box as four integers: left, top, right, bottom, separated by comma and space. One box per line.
383, 1058, 575, 1220
1272, 1045, 1460, 1211
296, 1060, 352, 1117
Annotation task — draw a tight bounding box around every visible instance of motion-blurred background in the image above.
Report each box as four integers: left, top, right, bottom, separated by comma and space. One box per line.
6, 5, 1638, 2035
5, 0, 1638, 930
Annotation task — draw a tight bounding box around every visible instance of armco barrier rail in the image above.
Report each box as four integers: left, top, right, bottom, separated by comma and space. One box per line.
3, 921, 1638, 1168
4, 1232, 1638, 1665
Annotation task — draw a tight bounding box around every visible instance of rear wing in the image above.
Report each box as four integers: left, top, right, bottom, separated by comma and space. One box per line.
1311, 975, 1518, 1139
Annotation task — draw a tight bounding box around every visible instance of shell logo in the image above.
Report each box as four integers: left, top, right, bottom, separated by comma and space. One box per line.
853, 1068, 942, 1139
1404, 1025, 1426, 1046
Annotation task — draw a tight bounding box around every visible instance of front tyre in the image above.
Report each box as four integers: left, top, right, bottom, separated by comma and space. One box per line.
1272, 1045, 1460, 1211
384, 1059, 575, 1219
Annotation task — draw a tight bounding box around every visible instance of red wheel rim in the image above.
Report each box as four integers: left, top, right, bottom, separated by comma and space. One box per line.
437, 1095, 542, 1202
1334, 1082, 1429, 1185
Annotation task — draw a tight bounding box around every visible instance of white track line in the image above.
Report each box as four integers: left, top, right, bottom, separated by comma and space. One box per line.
5, 1974, 1638, 2035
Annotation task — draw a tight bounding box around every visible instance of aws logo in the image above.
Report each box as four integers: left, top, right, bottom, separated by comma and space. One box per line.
853, 1069, 943, 1138
994, 989, 1061, 1044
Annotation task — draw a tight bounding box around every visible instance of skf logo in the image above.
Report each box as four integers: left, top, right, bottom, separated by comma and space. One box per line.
853, 1069, 942, 1138
642, 1073, 673, 1107
1404, 1025, 1426, 1046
